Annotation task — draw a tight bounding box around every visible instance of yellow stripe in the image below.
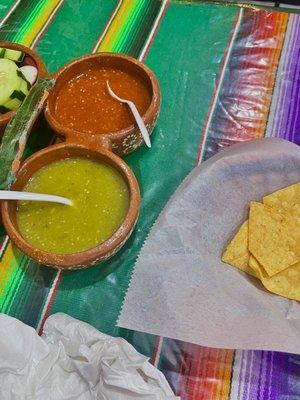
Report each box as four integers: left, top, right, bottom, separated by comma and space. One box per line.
20, 0, 62, 47
0, 243, 19, 298
213, 350, 234, 400
97, 0, 139, 52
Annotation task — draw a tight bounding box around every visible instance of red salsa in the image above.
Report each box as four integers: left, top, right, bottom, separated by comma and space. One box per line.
54, 67, 151, 134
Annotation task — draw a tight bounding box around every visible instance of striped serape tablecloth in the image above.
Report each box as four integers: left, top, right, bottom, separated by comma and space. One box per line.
0, 1, 299, 399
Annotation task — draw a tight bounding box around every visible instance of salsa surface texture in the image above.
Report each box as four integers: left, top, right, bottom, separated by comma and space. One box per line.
54, 67, 151, 134
17, 158, 129, 254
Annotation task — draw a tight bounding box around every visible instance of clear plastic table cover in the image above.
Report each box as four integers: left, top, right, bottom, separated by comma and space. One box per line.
0, 1, 299, 399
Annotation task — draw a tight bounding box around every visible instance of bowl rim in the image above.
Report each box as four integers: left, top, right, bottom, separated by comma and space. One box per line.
44, 52, 161, 145
0, 41, 48, 126
1, 142, 140, 269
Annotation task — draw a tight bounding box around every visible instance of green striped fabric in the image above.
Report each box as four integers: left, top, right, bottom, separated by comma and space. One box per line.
0, 1, 14, 21
36, 0, 117, 72
114, 0, 161, 56
0, 0, 235, 352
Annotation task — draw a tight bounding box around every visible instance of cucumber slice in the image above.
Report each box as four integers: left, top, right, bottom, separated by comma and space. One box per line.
0, 59, 30, 112
2, 98, 22, 111
3, 74, 30, 111
10, 89, 26, 102
3, 49, 25, 62
0, 59, 20, 105
17, 69, 31, 90
18, 76, 30, 97
10, 75, 29, 103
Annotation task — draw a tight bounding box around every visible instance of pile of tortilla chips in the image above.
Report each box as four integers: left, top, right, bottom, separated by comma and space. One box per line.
222, 183, 300, 301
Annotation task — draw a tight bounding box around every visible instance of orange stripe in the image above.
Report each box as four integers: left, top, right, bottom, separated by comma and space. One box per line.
238, 11, 288, 140
213, 349, 234, 400
255, 12, 288, 138
178, 346, 234, 400
221, 350, 235, 398
260, 12, 288, 137
211, 349, 224, 400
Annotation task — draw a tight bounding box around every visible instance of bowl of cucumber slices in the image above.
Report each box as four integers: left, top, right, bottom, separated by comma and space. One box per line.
0, 41, 47, 136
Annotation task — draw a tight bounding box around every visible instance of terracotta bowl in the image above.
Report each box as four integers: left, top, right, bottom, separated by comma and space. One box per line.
45, 52, 161, 156
0, 41, 48, 137
1, 142, 140, 269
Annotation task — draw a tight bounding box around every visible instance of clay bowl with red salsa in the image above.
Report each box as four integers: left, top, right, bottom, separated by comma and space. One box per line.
0, 41, 48, 137
45, 52, 161, 156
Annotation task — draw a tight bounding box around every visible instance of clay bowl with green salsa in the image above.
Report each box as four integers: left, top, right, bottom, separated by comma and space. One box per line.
1, 143, 140, 269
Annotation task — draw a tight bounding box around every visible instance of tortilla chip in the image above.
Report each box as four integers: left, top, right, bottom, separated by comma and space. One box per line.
222, 221, 257, 278
263, 182, 300, 215
248, 202, 300, 277
249, 255, 300, 302
263, 183, 300, 249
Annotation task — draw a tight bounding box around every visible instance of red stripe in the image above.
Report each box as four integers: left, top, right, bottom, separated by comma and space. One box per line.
38, 271, 62, 335
150, 336, 162, 365
140, 0, 170, 61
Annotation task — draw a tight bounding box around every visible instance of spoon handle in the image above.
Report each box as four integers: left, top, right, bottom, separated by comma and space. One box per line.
106, 81, 151, 148
0, 190, 72, 206
126, 101, 151, 148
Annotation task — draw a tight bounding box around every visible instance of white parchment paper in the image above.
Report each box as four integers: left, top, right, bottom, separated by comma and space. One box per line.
0, 313, 178, 399
118, 138, 300, 354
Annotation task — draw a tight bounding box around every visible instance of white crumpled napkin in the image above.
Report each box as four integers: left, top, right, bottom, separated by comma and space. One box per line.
0, 313, 178, 400
118, 138, 300, 354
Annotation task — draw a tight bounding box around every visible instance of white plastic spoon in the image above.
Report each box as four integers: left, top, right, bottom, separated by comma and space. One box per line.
106, 81, 151, 148
0, 190, 72, 206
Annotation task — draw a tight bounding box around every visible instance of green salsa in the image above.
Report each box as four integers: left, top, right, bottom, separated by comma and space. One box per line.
16, 158, 130, 254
